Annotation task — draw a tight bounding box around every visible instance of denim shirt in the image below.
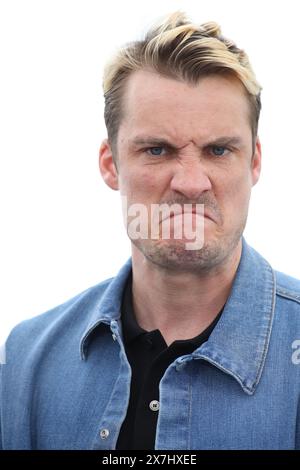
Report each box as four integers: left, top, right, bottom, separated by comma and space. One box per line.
1, 238, 300, 450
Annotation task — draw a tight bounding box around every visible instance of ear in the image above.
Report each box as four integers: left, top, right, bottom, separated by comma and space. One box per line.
251, 136, 262, 187
99, 139, 119, 190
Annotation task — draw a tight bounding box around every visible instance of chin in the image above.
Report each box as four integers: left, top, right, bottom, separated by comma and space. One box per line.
133, 237, 226, 273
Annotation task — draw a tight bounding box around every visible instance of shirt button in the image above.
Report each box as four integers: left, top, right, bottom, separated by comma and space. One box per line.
100, 428, 110, 439
149, 400, 160, 412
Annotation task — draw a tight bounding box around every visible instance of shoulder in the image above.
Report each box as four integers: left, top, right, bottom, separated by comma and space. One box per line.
275, 270, 300, 305
3, 256, 132, 365
4, 277, 113, 357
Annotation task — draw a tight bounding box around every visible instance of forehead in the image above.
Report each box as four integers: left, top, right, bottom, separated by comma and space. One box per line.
119, 69, 251, 145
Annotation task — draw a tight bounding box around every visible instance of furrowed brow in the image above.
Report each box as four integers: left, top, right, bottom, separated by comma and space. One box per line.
203, 136, 243, 147
130, 135, 244, 149
131, 136, 177, 148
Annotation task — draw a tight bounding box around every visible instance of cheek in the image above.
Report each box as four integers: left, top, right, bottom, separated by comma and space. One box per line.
119, 167, 164, 202
216, 168, 252, 211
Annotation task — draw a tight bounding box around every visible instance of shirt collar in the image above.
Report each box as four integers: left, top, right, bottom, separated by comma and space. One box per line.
80, 257, 132, 360
192, 238, 276, 395
80, 238, 276, 395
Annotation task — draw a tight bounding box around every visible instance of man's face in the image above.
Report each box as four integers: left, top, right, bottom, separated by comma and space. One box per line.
101, 69, 261, 273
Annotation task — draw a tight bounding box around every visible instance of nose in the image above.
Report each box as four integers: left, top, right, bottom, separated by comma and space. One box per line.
170, 158, 212, 200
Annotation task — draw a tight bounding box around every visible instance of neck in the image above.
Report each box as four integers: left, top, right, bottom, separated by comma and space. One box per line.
130, 240, 242, 346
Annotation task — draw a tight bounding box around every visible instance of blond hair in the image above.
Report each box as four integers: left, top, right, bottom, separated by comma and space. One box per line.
103, 11, 262, 152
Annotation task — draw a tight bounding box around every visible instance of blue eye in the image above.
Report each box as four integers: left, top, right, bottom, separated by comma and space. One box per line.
211, 146, 229, 157
147, 147, 165, 156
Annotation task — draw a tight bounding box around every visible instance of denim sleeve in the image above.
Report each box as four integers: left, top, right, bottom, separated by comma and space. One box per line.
296, 397, 300, 450
0, 366, 2, 450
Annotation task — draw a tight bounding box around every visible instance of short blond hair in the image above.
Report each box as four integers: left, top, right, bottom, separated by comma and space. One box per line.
103, 11, 262, 152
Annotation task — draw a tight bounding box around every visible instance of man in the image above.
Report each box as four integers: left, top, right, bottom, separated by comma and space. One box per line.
1, 11, 300, 450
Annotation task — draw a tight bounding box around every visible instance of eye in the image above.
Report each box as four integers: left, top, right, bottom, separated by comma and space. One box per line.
146, 146, 166, 157
211, 146, 230, 157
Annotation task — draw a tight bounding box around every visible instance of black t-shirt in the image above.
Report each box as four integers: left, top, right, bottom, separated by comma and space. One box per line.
116, 271, 223, 450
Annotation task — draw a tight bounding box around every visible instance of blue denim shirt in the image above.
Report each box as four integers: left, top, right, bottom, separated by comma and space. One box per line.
1, 238, 300, 450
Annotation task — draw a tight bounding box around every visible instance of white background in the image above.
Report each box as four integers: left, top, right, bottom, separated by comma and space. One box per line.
1, 0, 300, 345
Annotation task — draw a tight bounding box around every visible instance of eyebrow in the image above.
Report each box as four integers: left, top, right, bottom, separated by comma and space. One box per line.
130, 135, 244, 149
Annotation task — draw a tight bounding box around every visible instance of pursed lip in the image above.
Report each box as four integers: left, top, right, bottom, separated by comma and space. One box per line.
159, 205, 216, 224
